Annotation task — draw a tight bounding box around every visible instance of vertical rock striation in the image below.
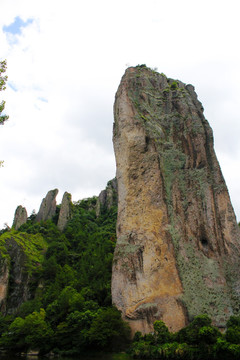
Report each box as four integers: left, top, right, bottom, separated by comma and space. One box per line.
36, 189, 58, 222
112, 66, 240, 334
57, 192, 72, 231
96, 178, 118, 217
12, 205, 28, 230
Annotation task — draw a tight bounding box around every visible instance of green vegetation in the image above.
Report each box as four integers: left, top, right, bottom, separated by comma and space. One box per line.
0, 59, 9, 167
130, 314, 240, 359
0, 59, 9, 125
0, 230, 47, 273
1, 195, 239, 359
0, 192, 130, 355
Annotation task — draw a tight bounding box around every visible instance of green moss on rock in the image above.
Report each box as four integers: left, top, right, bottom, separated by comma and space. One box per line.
0, 230, 47, 274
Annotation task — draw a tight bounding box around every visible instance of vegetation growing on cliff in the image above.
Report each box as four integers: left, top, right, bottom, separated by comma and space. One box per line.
0, 193, 130, 355
0, 230, 47, 273
0, 188, 240, 358
130, 314, 240, 360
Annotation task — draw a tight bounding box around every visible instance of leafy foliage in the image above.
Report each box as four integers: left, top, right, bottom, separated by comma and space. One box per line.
1, 187, 240, 357
0, 60, 9, 125
131, 314, 240, 359
0, 191, 131, 355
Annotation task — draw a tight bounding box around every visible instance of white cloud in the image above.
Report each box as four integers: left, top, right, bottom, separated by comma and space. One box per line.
0, 0, 240, 226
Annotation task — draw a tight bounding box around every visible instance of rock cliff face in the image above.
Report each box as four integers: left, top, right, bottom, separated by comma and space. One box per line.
57, 192, 72, 231
0, 258, 9, 313
112, 66, 240, 334
96, 178, 118, 217
12, 205, 28, 230
0, 231, 46, 314
36, 189, 58, 222
1, 237, 31, 314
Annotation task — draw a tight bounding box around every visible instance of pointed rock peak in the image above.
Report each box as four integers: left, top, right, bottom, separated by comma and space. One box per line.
96, 178, 118, 217
57, 191, 72, 231
36, 189, 59, 222
112, 66, 240, 334
12, 205, 28, 230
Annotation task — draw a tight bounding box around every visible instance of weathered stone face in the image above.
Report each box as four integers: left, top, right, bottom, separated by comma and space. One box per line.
0, 258, 9, 313
96, 178, 118, 217
57, 192, 72, 231
111, 66, 240, 334
12, 205, 28, 230
0, 237, 31, 314
36, 189, 58, 222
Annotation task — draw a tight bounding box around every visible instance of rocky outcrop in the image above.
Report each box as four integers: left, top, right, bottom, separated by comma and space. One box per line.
0, 231, 46, 315
112, 66, 240, 334
0, 258, 9, 313
96, 178, 118, 217
57, 192, 72, 231
36, 189, 58, 222
2, 237, 31, 314
12, 205, 28, 230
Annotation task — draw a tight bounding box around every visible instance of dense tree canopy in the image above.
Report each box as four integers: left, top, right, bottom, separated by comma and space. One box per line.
1, 189, 240, 358
131, 314, 240, 360
0, 194, 131, 355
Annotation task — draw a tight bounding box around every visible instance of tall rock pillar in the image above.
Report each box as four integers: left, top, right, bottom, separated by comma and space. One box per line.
12, 205, 28, 230
57, 192, 72, 231
36, 189, 58, 222
111, 66, 240, 334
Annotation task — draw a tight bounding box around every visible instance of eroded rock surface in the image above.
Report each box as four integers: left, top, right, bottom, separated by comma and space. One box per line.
36, 189, 58, 222
0, 258, 9, 313
0, 231, 46, 315
0, 237, 31, 314
57, 192, 72, 231
112, 66, 240, 334
96, 178, 118, 217
12, 205, 28, 230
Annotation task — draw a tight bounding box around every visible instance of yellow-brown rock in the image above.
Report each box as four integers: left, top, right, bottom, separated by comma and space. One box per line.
111, 65, 240, 335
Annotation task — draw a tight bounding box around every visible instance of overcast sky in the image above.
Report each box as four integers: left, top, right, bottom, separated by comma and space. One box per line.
0, 0, 240, 227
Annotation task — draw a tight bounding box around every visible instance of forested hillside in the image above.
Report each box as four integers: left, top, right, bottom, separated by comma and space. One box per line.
0, 186, 130, 355
1, 184, 240, 359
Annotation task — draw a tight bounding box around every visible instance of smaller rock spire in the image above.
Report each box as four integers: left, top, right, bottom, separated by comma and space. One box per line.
12, 205, 28, 230
36, 189, 58, 222
57, 192, 72, 231
96, 178, 118, 217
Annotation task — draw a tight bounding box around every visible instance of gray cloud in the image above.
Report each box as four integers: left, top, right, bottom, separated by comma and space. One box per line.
0, 0, 240, 226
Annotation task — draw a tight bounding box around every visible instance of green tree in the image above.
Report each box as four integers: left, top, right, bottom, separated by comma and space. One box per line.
226, 315, 240, 344
198, 325, 221, 344
88, 307, 131, 351
0, 59, 9, 167
0, 316, 27, 352
0, 309, 53, 354
226, 315, 240, 328
177, 314, 214, 344
54, 309, 98, 353
0, 60, 9, 125
22, 309, 53, 353
153, 320, 171, 344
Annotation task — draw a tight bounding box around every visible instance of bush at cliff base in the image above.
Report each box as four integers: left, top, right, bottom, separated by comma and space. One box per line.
130, 315, 240, 360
